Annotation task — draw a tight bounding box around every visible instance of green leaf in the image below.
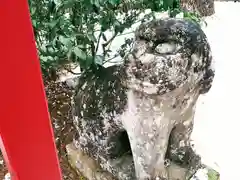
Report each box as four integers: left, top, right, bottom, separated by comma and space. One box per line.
47, 47, 55, 54
30, 7, 36, 14
58, 35, 72, 48
60, 0, 75, 9
79, 56, 94, 69
40, 45, 47, 53
114, 20, 124, 33
40, 56, 48, 62
100, 17, 110, 32
47, 56, 55, 61
73, 47, 87, 60
87, 33, 97, 42
94, 55, 103, 65
92, 0, 100, 7
109, 0, 120, 5
163, 0, 173, 11
31, 20, 37, 28
53, 0, 61, 7
48, 19, 59, 28
85, 56, 94, 67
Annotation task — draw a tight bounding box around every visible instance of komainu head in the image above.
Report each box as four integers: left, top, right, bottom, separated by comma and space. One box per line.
125, 18, 215, 95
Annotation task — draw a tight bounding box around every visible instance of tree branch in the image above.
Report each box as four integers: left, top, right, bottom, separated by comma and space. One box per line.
102, 32, 118, 57
95, 31, 102, 54
102, 32, 118, 48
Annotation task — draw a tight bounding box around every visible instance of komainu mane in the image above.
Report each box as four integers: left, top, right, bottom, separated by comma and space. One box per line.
70, 18, 215, 180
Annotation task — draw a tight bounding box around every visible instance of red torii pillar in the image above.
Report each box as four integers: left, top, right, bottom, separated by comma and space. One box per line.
0, 0, 62, 180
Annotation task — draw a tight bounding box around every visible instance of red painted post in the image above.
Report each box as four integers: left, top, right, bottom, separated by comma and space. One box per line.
0, 0, 62, 180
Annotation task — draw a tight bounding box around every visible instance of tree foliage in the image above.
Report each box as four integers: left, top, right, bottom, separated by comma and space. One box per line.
28, 0, 200, 76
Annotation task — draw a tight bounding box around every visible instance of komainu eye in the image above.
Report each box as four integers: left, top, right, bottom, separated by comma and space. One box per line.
154, 42, 181, 54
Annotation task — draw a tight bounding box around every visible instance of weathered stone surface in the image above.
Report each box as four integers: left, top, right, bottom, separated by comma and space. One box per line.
71, 18, 215, 180
66, 142, 189, 180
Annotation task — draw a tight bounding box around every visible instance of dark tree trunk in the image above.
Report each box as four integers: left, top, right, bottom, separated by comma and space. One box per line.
180, 0, 215, 17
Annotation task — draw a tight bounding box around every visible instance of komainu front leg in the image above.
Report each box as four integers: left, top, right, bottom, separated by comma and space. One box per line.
126, 125, 170, 180
166, 107, 201, 179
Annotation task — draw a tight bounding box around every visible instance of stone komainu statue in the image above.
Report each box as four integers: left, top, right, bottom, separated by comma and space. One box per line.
71, 18, 215, 180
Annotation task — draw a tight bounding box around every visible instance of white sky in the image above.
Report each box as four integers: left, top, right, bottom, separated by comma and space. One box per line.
192, 2, 240, 179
